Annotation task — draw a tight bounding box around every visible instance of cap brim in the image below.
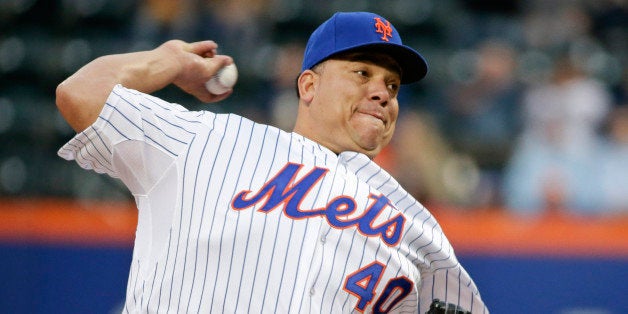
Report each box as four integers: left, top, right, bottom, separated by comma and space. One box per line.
326, 43, 428, 84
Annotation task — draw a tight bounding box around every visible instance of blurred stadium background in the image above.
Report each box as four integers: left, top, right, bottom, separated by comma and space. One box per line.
0, 0, 626, 313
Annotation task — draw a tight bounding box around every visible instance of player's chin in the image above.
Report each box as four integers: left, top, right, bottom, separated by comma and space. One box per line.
356, 138, 389, 159
350, 126, 391, 156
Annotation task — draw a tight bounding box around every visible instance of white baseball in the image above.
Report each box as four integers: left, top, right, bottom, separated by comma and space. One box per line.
205, 63, 238, 94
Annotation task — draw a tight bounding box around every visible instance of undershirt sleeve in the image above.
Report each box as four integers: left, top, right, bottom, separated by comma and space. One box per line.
58, 84, 198, 195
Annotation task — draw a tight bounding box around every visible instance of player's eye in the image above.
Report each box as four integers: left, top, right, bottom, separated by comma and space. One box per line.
355, 70, 369, 77
387, 83, 399, 95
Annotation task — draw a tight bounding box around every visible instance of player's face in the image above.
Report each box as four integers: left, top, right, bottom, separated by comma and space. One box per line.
301, 53, 401, 158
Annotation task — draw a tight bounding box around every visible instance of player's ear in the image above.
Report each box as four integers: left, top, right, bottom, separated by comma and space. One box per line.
297, 70, 317, 103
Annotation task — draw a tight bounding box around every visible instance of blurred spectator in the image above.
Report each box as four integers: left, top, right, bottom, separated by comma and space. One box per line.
503, 55, 613, 215
593, 106, 628, 214
524, 56, 610, 152
264, 42, 304, 130
131, 0, 202, 49
441, 39, 523, 206
201, 0, 273, 79
375, 110, 491, 209
521, 1, 593, 50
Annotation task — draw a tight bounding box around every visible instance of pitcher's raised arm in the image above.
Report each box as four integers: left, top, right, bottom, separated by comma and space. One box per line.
55, 40, 233, 132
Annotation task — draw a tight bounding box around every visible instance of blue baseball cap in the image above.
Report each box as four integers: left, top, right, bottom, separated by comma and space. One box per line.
301, 12, 428, 84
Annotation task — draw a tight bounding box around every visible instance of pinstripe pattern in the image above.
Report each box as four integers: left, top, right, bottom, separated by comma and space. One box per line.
59, 85, 488, 313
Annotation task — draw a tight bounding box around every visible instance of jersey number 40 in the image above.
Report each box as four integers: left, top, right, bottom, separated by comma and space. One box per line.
344, 261, 413, 313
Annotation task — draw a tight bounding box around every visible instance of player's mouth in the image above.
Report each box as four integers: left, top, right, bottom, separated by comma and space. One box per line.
358, 110, 387, 126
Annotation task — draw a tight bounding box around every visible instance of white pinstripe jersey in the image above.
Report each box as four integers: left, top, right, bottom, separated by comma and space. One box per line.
59, 85, 488, 313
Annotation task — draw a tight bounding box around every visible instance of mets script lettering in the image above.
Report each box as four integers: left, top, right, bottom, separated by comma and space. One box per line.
231, 162, 405, 246
374, 17, 393, 42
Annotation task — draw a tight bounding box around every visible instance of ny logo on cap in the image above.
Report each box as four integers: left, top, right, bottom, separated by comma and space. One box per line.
374, 17, 393, 42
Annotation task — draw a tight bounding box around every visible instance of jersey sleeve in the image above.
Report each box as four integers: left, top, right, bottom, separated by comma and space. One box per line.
57, 84, 199, 195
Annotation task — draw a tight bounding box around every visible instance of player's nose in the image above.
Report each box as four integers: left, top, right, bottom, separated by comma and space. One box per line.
369, 79, 391, 106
